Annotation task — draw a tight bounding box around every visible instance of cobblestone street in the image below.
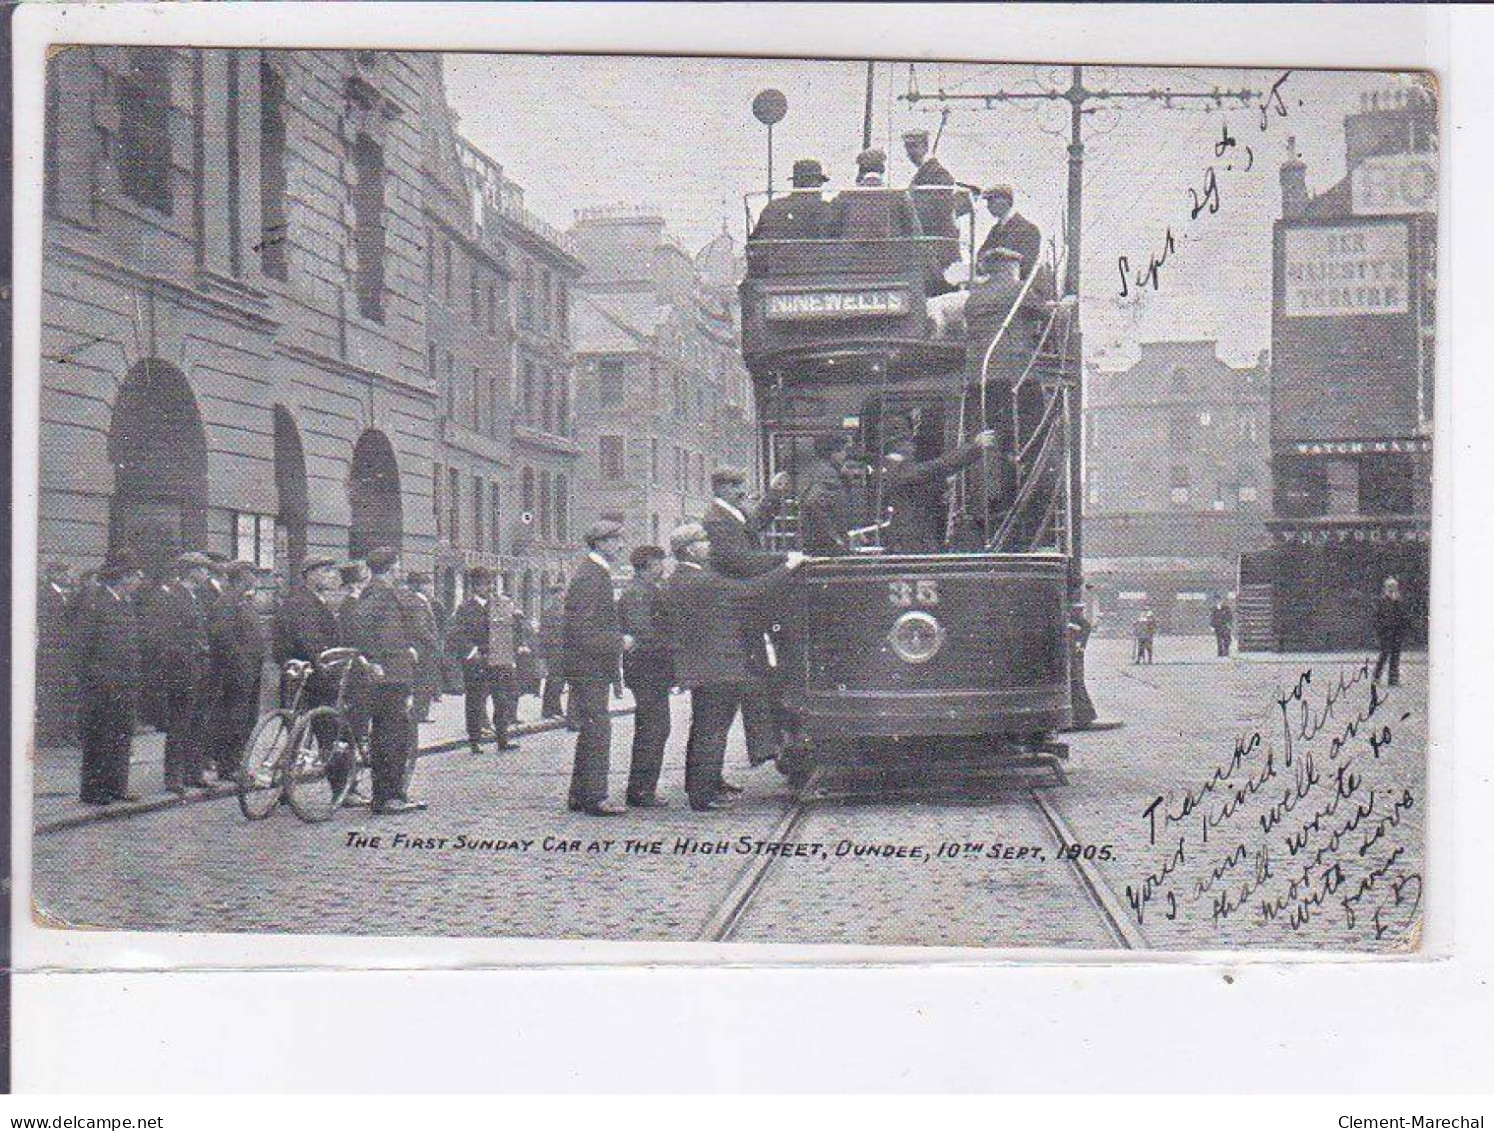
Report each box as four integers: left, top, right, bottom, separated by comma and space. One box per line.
31, 637, 1426, 950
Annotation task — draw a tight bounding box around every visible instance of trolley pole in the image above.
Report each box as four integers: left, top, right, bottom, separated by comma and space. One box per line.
862, 61, 876, 152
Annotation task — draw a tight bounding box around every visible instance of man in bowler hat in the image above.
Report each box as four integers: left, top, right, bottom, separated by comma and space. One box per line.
751, 158, 837, 241
71, 548, 146, 804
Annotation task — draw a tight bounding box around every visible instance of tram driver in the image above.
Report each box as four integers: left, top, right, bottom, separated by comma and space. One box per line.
878, 414, 997, 554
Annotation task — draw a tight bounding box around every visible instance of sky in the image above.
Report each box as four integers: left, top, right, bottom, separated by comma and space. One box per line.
446, 56, 1419, 367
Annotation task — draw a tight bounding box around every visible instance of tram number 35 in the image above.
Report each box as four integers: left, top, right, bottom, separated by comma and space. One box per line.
888, 579, 939, 608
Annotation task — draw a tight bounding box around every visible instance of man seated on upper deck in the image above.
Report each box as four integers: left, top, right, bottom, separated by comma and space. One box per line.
750, 159, 837, 243
830, 148, 922, 242
879, 415, 997, 555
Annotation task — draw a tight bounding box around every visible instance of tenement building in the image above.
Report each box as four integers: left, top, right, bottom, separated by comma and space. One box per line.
1083, 340, 1271, 637
1253, 85, 1436, 651
568, 209, 758, 555
41, 47, 439, 577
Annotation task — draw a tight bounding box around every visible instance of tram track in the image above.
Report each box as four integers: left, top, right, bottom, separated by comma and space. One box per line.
700, 768, 1147, 950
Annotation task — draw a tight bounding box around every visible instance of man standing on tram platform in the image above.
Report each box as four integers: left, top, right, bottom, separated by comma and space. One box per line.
903, 129, 970, 292
798, 433, 856, 556
976, 184, 1042, 283
879, 416, 997, 554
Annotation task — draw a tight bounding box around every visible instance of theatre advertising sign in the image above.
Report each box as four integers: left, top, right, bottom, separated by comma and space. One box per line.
1284, 221, 1410, 317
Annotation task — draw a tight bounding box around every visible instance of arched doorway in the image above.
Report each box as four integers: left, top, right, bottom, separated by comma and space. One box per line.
107, 359, 208, 574
348, 429, 403, 559
273, 406, 309, 574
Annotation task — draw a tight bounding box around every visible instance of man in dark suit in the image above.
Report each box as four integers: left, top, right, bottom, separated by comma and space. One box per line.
343, 546, 426, 815
70, 549, 146, 805
798, 433, 855, 555
903, 129, 970, 291
751, 158, 837, 241
833, 148, 922, 241
536, 580, 568, 720
976, 184, 1042, 283
159, 551, 214, 794
704, 465, 792, 770
450, 567, 522, 756
879, 415, 996, 554
620, 545, 673, 808
663, 522, 804, 810
207, 561, 269, 780
563, 520, 628, 815
1374, 576, 1406, 687
403, 571, 444, 722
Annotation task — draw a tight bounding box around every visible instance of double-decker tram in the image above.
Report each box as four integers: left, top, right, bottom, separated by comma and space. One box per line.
740, 180, 1082, 789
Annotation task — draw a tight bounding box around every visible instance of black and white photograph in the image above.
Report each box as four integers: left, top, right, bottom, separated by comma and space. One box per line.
23, 41, 1436, 954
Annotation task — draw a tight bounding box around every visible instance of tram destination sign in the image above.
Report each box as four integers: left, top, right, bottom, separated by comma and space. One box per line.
764, 287, 913, 321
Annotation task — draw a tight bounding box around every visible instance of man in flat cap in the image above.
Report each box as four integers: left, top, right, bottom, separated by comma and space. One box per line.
70, 548, 146, 804
451, 567, 522, 756
619, 544, 673, 808
751, 158, 838, 242
977, 184, 1042, 283
663, 522, 805, 810
343, 546, 426, 814
206, 560, 269, 781
833, 148, 921, 242
878, 414, 996, 554
158, 551, 215, 793
402, 571, 444, 723
562, 519, 629, 815
903, 128, 970, 292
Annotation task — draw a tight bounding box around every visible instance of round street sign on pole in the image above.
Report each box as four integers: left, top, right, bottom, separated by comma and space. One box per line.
752, 89, 788, 199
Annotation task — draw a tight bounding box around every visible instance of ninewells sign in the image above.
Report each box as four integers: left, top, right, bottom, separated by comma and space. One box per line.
765, 289, 912, 321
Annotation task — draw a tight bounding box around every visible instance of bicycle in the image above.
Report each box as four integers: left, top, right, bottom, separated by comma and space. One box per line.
281, 647, 373, 823
237, 657, 315, 821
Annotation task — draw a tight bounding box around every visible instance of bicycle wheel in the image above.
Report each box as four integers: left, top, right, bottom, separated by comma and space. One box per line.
284, 706, 358, 823
238, 709, 292, 821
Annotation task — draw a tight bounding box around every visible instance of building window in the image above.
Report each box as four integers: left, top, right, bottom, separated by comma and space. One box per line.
541, 368, 554, 433
487, 283, 497, 335
598, 356, 626, 409
472, 476, 485, 550
557, 369, 570, 436
522, 361, 536, 426
225, 55, 244, 276
1199, 411, 1212, 427
118, 48, 174, 214
350, 133, 386, 322
1168, 412, 1194, 454
540, 272, 552, 333
232, 512, 278, 570
448, 467, 461, 546
471, 365, 482, 431
538, 469, 552, 539
259, 59, 290, 281
521, 467, 535, 520
445, 352, 455, 418
425, 227, 435, 290
470, 263, 482, 325
428, 343, 437, 387
443, 240, 453, 304
521, 263, 535, 328
490, 481, 502, 554
489, 371, 502, 440
1169, 466, 1191, 507
1239, 484, 1259, 504
557, 281, 569, 341
600, 435, 626, 481
673, 374, 687, 419
650, 438, 660, 484
433, 462, 444, 540
555, 475, 568, 542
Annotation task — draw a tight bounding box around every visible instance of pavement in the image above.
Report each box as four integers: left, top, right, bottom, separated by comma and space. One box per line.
30, 636, 1427, 950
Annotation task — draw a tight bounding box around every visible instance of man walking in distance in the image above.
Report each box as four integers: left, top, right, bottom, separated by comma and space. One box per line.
620, 545, 673, 808
71, 548, 146, 805
452, 567, 522, 756
563, 520, 630, 816
211, 562, 271, 779
343, 547, 426, 815
1210, 593, 1235, 658
160, 551, 214, 794
663, 522, 804, 811
704, 465, 791, 772
1374, 576, 1406, 687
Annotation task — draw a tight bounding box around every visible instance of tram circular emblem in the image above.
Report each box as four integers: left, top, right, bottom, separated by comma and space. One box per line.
887, 610, 946, 665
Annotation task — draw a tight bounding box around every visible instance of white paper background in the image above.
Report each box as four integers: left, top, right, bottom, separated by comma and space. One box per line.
9, 1, 1487, 1091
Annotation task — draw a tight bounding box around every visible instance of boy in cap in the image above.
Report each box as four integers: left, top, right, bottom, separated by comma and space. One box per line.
562, 519, 629, 815
71, 548, 146, 804
833, 148, 921, 241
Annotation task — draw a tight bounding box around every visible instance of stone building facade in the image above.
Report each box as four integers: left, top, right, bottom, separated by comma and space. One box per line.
568, 209, 758, 555
41, 47, 439, 579
1082, 340, 1271, 636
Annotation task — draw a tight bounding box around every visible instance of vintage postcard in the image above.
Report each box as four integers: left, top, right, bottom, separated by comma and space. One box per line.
25, 46, 1435, 954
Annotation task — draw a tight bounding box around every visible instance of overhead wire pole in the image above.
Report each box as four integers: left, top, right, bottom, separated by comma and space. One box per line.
862, 60, 876, 151
902, 64, 1258, 586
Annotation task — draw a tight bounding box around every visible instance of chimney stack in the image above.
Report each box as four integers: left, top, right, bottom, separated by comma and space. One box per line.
1280, 135, 1309, 219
